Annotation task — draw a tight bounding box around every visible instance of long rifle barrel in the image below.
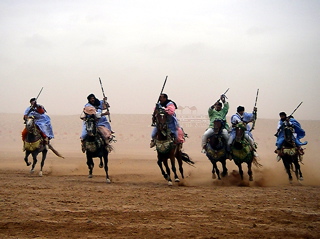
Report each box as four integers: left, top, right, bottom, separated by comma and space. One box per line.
290, 101, 303, 116
99, 77, 111, 122
216, 88, 229, 102
26, 87, 44, 117
157, 75, 168, 103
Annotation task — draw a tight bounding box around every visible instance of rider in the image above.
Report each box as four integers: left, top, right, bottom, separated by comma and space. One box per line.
150, 93, 185, 148
201, 94, 229, 154
228, 106, 258, 157
80, 94, 114, 152
22, 98, 54, 144
274, 112, 307, 155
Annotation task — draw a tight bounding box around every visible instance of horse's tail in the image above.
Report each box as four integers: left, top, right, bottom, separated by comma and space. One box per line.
48, 144, 64, 159
252, 156, 262, 168
181, 152, 195, 166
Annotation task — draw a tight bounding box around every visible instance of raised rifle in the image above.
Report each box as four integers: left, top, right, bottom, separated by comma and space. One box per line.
99, 77, 111, 122
25, 87, 44, 118
289, 101, 303, 117
151, 76, 168, 126
216, 88, 229, 103
250, 88, 259, 132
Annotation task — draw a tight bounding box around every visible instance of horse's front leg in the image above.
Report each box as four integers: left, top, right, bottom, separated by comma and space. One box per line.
211, 159, 220, 180
294, 157, 303, 181
39, 149, 48, 177
221, 158, 228, 177
24, 151, 32, 166
30, 151, 38, 174
103, 151, 110, 183
175, 145, 184, 179
247, 161, 253, 181
162, 159, 173, 186
282, 158, 293, 182
237, 163, 244, 180
157, 157, 168, 180
170, 152, 179, 183
86, 154, 94, 178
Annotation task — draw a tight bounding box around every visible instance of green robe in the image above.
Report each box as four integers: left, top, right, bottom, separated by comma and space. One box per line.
208, 102, 229, 130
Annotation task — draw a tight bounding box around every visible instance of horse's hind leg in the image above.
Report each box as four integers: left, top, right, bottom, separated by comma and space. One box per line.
175, 146, 184, 179
24, 152, 31, 166
170, 155, 180, 183
163, 160, 173, 186
39, 150, 48, 177
247, 162, 253, 181
282, 159, 293, 182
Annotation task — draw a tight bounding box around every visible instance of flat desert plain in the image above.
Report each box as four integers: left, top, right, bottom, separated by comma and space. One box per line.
0, 113, 319, 238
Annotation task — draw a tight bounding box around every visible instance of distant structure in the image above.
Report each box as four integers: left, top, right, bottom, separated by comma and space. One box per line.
178, 105, 187, 114
187, 106, 198, 114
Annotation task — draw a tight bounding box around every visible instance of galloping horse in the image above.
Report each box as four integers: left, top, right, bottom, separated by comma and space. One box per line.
83, 114, 113, 183
23, 117, 48, 176
278, 123, 303, 182
230, 122, 258, 181
205, 120, 228, 180
153, 108, 192, 185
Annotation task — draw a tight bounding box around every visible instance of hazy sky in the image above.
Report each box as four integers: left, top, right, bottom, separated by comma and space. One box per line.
1, 0, 319, 120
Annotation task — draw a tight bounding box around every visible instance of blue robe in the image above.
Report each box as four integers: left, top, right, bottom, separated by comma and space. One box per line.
276, 118, 307, 148
24, 106, 54, 139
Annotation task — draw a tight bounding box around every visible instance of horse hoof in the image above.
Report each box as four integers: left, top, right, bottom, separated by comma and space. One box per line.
39, 171, 43, 177
99, 164, 103, 168
88, 174, 93, 178
106, 178, 111, 183
168, 181, 173, 186
26, 162, 31, 166
175, 178, 180, 182
212, 173, 216, 179
30, 169, 34, 174
249, 177, 253, 181
299, 177, 304, 181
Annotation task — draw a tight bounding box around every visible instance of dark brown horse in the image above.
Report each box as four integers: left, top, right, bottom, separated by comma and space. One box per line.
23, 117, 48, 176
205, 120, 228, 180
278, 123, 303, 182
230, 122, 258, 181
153, 108, 193, 186
83, 114, 113, 183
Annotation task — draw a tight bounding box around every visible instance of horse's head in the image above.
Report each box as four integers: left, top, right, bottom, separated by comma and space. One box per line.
213, 119, 223, 136
25, 116, 36, 132
235, 122, 247, 142
85, 114, 98, 137
154, 108, 168, 137
283, 123, 294, 144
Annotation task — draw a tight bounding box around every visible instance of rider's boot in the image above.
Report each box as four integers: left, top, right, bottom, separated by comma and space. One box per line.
201, 145, 207, 154
150, 139, 156, 148
297, 147, 304, 155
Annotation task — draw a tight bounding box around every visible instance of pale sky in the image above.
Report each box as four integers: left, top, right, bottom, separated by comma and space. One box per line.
1, 0, 319, 120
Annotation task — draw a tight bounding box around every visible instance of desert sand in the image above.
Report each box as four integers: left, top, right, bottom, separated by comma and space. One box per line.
0, 113, 320, 238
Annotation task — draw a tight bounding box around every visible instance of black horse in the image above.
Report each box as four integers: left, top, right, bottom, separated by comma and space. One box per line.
153, 107, 193, 186
278, 123, 303, 182
230, 122, 260, 181
83, 114, 113, 183
23, 117, 48, 176
205, 120, 228, 180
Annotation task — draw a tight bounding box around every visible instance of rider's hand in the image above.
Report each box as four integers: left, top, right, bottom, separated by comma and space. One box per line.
220, 95, 226, 103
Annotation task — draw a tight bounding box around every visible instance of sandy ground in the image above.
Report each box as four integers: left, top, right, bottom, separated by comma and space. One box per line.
0, 113, 320, 238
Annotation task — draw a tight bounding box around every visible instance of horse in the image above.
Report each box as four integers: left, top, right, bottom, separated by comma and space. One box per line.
230, 122, 259, 181
83, 114, 113, 183
278, 123, 303, 182
23, 117, 48, 176
205, 120, 228, 180
153, 108, 193, 186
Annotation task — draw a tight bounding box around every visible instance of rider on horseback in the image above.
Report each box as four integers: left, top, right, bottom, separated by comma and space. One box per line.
150, 93, 185, 148
80, 94, 114, 152
201, 94, 229, 154
228, 105, 258, 157
22, 98, 54, 145
274, 112, 307, 155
